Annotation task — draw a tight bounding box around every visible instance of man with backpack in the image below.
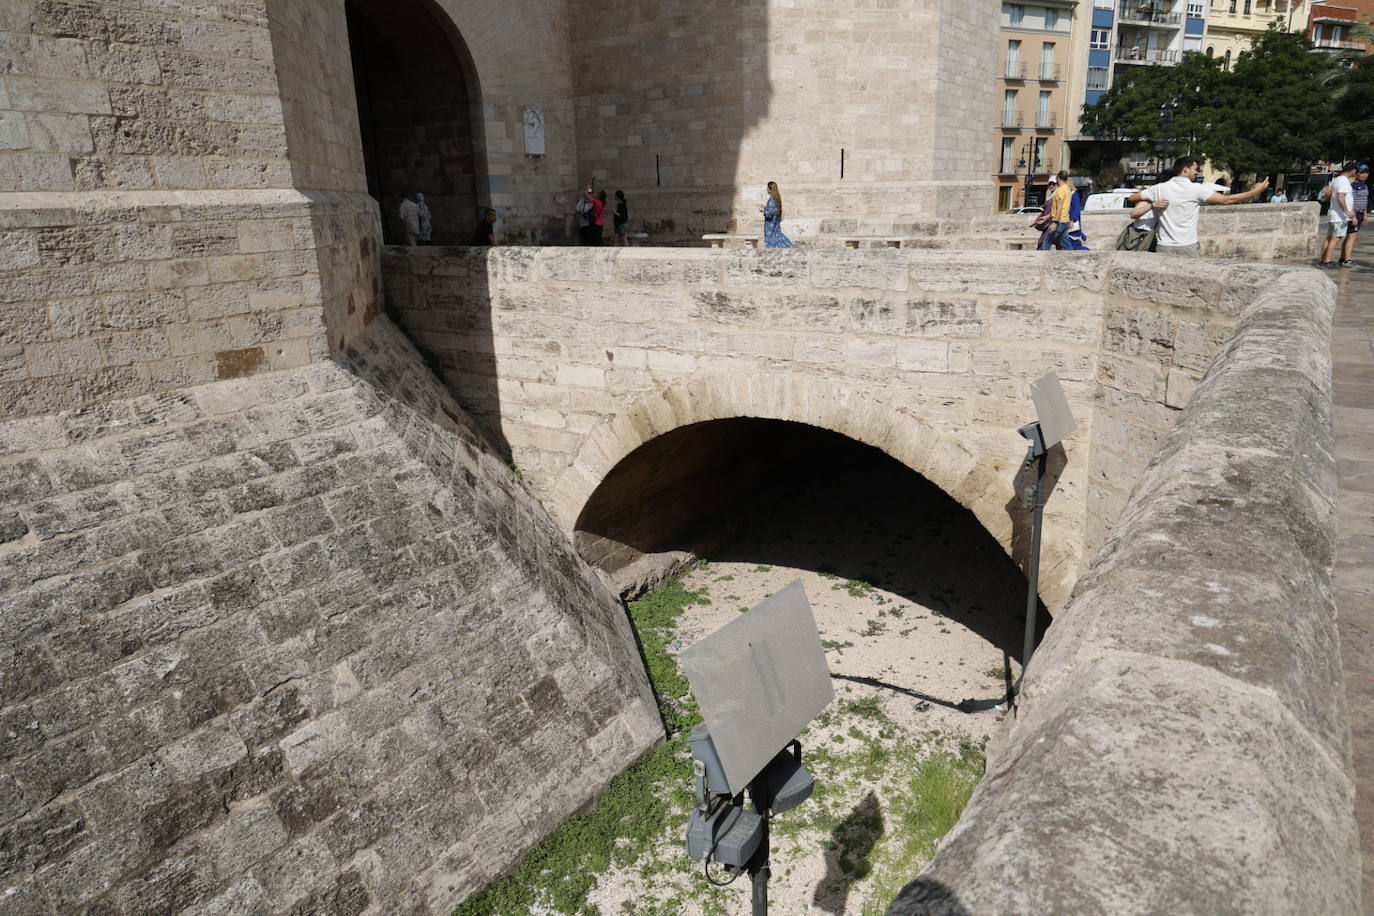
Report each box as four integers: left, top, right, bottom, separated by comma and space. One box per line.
1319, 162, 1359, 269
1133, 157, 1269, 256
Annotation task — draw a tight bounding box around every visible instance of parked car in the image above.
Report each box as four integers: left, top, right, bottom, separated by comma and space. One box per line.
1002, 206, 1043, 215
1083, 190, 1138, 211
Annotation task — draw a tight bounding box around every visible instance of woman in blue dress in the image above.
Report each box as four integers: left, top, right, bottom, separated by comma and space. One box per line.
759, 181, 792, 248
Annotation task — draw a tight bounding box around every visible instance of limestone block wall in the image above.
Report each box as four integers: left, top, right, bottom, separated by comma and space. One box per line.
0, 189, 379, 422
0, 316, 660, 914
0, 1, 287, 193
890, 271, 1359, 915
381, 247, 1313, 608
568, 0, 999, 241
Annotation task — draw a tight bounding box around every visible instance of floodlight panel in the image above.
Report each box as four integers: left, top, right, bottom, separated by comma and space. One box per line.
679, 580, 834, 796
1030, 371, 1077, 449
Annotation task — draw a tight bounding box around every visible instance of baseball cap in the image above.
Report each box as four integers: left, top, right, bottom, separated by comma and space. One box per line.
1360, 163, 1371, 172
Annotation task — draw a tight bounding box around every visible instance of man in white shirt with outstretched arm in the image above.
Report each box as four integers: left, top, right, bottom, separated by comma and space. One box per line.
1319, 162, 1359, 269
1134, 157, 1269, 257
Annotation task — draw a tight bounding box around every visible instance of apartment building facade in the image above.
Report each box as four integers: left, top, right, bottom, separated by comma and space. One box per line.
994, 0, 1081, 210
1306, 0, 1374, 53
1204, 0, 1310, 66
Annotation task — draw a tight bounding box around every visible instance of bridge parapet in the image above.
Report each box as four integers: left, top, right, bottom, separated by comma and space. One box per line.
383, 247, 1312, 609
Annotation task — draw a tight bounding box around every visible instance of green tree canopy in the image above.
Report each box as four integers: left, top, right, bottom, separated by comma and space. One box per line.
1324, 21, 1374, 157
1079, 51, 1226, 152
1081, 24, 1359, 178
1199, 24, 1336, 175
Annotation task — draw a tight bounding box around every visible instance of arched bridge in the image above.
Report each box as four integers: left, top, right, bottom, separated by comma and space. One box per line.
383, 246, 1279, 609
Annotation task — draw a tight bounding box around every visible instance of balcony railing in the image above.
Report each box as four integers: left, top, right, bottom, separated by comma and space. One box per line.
1038, 63, 1062, 79
1313, 37, 1365, 49
1118, 4, 1183, 22
1115, 46, 1179, 62
1035, 111, 1059, 129
1004, 61, 1027, 78
1001, 112, 1025, 128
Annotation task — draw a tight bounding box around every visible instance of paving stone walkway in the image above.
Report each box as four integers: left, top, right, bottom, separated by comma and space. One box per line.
1328, 251, 1374, 912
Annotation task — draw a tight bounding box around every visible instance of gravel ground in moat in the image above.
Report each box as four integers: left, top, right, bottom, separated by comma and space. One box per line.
579, 457, 1034, 916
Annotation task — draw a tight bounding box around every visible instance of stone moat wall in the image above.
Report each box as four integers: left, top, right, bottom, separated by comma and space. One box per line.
890, 270, 1359, 914
0, 315, 661, 914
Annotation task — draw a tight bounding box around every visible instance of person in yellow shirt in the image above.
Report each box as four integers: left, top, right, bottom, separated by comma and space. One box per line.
1046, 170, 1074, 250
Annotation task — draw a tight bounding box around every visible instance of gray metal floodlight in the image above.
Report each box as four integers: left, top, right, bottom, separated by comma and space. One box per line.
1015, 371, 1077, 681
1028, 370, 1077, 453
679, 579, 834, 796
680, 581, 831, 914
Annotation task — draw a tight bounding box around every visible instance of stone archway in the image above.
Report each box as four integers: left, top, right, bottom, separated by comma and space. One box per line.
345, 0, 482, 244
544, 373, 1058, 593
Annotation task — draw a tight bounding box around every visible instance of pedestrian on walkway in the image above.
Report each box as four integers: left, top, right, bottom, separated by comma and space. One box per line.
1134, 157, 1268, 256
613, 190, 630, 246
594, 190, 608, 246
470, 208, 498, 246
1040, 171, 1074, 251
1271, 188, 1288, 203
399, 193, 421, 246
1340, 164, 1369, 268
575, 182, 597, 246
1320, 162, 1359, 268
415, 192, 433, 245
759, 181, 792, 248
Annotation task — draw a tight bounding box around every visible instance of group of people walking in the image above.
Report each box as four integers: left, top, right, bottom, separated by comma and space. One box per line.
397, 193, 500, 246
1317, 162, 1369, 269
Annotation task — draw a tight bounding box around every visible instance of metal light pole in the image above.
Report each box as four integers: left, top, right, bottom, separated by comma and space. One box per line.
1017, 422, 1048, 673
1014, 372, 1077, 687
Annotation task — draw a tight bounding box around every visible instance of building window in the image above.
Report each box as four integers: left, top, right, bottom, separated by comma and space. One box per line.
1037, 90, 1051, 126
1044, 7, 1059, 29
1009, 4, 1024, 26
1206, 45, 1214, 55
1090, 29, 1110, 49
1188, 0, 1205, 15
1002, 137, 1016, 173
1004, 89, 1017, 125
1228, 0, 1236, 12
1041, 42, 1055, 77
1224, 48, 1231, 68
1007, 38, 1021, 75
1243, 0, 1250, 12
1034, 137, 1048, 171
1087, 66, 1109, 89
999, 186, 1014, 211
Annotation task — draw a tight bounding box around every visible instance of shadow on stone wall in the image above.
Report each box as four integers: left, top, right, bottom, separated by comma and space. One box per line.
345, 0, 481, 245
566, 0, 771, 241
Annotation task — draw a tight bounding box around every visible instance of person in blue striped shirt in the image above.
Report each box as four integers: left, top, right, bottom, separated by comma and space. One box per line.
1340, 164, 1369, 268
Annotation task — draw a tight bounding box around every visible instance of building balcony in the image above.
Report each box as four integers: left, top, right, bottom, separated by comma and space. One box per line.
1034, 112, 1059, 129
1115, 46, 1180, 63
1118, 4, 1184, 23
1004, 61, 1028, 78
1038, 63, 1063, 80
1001, 112, 1025, 128
1312, 37, 1365, 49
